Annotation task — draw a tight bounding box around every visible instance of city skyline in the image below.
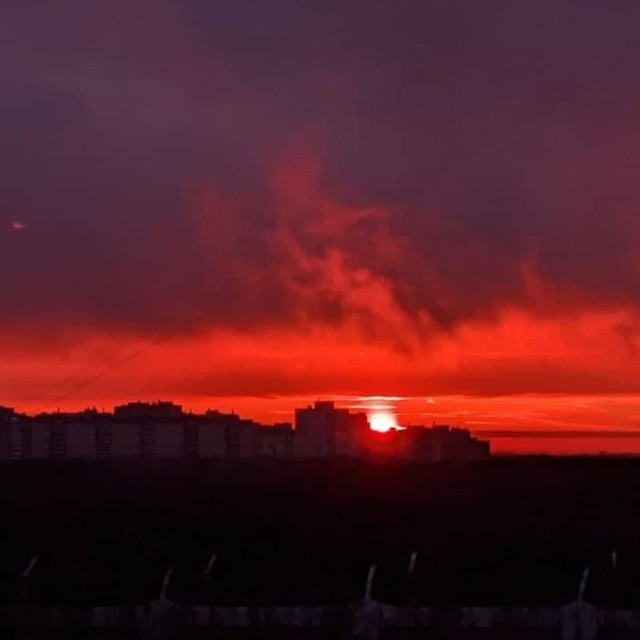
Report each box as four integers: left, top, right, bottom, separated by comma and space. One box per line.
5, 395, 640, 456
3, 2, 640, 454
0, 399, 491, 462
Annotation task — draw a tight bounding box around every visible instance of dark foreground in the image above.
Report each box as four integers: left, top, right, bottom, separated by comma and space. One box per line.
1, 457, 640, 638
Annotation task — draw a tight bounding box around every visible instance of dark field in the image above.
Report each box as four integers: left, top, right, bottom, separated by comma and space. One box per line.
1, 457, 640, 638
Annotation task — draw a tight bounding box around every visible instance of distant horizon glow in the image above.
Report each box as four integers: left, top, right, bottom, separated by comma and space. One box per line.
6, 393, 640, 455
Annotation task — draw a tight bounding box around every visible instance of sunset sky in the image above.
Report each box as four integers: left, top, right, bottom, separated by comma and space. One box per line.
3, 1, 640, 453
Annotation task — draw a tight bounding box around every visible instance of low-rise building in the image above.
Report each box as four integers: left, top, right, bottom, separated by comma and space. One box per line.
65, 421, 98, 459
114, 401, 183, 421
397, 425, 491, 462
256, 425, 294, 458
144, 422, 185, 458
0, 407, 17, 460
27, 419, 52, 459
294, 401, 369, 458
191, 421, 226, 457
108, 422, 142, 458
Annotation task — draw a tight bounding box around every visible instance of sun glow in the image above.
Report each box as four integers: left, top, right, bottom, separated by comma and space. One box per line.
368, 410, 398, 433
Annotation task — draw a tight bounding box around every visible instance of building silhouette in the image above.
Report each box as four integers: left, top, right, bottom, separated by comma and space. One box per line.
294, 401, 370, 457
0, 401, 490, 462
398, 424, 491, 461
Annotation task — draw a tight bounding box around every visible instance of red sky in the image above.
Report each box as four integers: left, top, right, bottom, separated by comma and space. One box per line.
3, 1, 640, 454
5, 314, 640, 454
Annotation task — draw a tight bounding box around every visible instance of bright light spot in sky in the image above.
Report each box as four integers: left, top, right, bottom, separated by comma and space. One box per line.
12, 221, 26, 231
369, 410, 398, 432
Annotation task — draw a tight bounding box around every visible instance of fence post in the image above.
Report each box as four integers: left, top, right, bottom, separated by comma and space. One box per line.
149, 567, 174, 640
159, 567, 172, 601
407, 550, 422, 631
408, 551, 418, 575
18, 555, 38, 603
203, 552, 216, 595
576, 567, 597, 640
364, 563, 377, 601
353, 563, 381, 638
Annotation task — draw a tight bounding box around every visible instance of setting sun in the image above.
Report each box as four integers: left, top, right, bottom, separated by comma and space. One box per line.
368, 410, 398, 433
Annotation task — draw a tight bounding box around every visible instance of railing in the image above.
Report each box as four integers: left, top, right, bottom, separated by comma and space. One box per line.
5, 597, 637, 638
3, 553, 639, 638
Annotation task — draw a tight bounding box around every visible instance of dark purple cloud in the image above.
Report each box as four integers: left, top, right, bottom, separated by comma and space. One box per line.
2, 0, 640, 348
